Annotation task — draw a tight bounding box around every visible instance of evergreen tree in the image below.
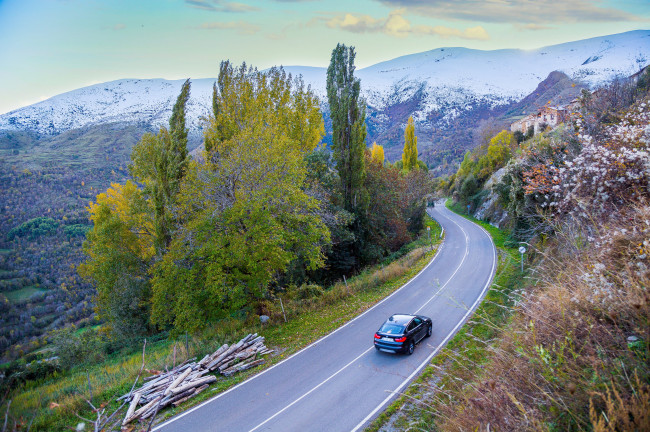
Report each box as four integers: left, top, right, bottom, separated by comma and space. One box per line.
326, 43, 367, 213
402, 116, 418, 172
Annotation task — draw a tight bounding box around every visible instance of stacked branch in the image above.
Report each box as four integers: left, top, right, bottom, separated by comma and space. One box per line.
120, 334, 271, 426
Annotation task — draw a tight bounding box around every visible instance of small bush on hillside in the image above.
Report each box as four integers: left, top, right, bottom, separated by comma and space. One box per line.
52, 327, 119, 371
296, 284, 324, 300
7, 217, 59, 240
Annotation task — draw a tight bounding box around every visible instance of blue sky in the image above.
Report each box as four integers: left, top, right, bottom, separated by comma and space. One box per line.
0, 0, 648, 114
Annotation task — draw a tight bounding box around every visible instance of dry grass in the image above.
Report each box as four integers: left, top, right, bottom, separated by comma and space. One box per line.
262, 247, 429, 322
432, 204, 650, 431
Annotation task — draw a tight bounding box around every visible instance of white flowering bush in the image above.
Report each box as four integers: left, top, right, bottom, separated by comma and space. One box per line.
555, 98, 650, 218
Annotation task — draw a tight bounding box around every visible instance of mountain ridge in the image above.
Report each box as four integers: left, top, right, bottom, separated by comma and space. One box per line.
0, 30, 648, 158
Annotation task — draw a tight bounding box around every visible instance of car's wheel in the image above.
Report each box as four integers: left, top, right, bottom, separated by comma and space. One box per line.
407, 341, 414, 355
426, 324, 432, 338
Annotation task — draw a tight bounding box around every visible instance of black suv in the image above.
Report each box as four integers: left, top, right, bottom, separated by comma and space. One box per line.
374, 314, 432, 355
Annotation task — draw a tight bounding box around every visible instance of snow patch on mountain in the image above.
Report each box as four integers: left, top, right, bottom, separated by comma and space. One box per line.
0, 78, 214, 136
1, 30, 648, 136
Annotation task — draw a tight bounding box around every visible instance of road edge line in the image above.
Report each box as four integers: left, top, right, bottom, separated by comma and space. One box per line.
350, 204, 498, 432
153, 215, 447, 431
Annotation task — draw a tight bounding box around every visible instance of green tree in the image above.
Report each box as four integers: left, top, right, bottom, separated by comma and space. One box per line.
460, 174, 479, 205
130, 80, 191, 254
78, 182, 154, 338
487, 130, 515, 171
212, 81, 219, 120
150, 64, 329, 333
457, 151, 475, 178
403, 168, 431, 233
364, 154, 409, 259
326, 44, 368, 214
169, 78, 190, 165
7, 217, 59, 240
402, 116, 418, 172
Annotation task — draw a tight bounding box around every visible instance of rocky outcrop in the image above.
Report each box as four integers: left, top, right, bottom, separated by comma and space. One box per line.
474, 167, 509, 228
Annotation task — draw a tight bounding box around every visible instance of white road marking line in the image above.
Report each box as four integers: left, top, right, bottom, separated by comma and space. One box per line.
415, 210, 468, 314
247, 347, 374, 432
350, 205, 497, 432
239, 207, 474, 431
156, 204, 494, 432
153, 210, 448, 431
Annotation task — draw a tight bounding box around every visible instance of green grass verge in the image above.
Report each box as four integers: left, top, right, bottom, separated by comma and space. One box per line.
366, 199, 525, 432
9, 216, 443, 431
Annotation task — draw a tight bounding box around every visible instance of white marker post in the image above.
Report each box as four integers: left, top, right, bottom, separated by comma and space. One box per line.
518, 246, 526, 273
427, 226, 431, 250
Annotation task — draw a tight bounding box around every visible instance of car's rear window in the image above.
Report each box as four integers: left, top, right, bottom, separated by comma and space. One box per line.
379, 323, 404, 334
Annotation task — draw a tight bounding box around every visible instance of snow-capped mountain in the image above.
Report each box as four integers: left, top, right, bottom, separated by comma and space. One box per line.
1, 30, 648, 138
354, 28, 648, 121
0, 78, 215, 139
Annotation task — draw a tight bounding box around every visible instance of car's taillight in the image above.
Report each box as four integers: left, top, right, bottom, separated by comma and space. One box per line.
374, 333, 381, 339
394, 336, 407, 342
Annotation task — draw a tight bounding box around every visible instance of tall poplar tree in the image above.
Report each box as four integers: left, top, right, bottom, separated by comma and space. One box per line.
205, 61, 237, 154
326, 44, 367, 213
82, 81, 192, 336
402, 116, 418, 172
370, 142, 385, 165
212, 82, 219, 119
130, 79, 191, 254
170, 79, 190, 165
205, 81, 220, 154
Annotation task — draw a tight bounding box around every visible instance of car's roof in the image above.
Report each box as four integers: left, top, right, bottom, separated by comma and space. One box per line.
387, 314, 416, 325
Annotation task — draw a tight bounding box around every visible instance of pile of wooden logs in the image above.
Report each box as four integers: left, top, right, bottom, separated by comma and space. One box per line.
120, 334, 271, 426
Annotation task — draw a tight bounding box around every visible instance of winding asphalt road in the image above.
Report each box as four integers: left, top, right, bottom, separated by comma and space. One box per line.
154, 203, 496, 432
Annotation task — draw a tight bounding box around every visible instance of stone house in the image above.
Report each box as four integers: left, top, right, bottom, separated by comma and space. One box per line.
510, 106, 569, 135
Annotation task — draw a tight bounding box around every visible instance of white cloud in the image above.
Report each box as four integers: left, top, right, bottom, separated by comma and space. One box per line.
198, 21, 260, 34
185, 0, 259, 13
515, 23, 552, 31
376, 0, 641, 24
325, 9, 490, 40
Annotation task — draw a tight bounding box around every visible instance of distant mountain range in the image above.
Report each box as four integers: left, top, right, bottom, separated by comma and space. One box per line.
1, 30, 648, 163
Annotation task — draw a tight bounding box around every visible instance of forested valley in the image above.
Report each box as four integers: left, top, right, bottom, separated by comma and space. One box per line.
1, 44, 437, 430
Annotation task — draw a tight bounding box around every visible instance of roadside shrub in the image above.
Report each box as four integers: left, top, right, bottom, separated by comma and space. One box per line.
52, 327, 113, 370
556, 99, 650, 219
296, 283, 324, 300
